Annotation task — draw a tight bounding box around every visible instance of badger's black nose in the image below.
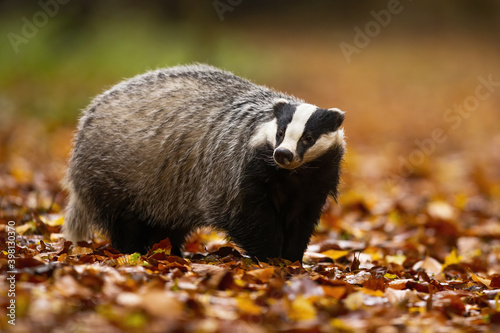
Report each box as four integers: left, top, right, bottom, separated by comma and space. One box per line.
274, 148, 294, 166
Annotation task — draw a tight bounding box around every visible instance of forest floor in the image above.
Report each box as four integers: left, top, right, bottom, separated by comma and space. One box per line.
0, 118, 499, 332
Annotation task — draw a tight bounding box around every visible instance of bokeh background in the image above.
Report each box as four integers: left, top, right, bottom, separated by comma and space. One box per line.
1, 0, 499, 216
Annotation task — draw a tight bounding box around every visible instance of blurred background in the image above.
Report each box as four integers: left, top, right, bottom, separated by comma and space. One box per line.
0, 0, 499, 208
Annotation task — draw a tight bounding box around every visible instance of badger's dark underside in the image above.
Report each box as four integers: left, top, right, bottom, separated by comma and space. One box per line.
94, 145, 343, 262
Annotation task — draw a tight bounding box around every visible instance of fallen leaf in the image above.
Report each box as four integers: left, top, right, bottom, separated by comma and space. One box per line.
344, 291, 364, 311
236, 295, 262, 315
321, 249, 350, 260
443, 248, 462, 269
413, 256, 442, 275
141, 291, 184, 318
322, 285, 347, 299
288, 296, 316, 321
470, 271, 491, 288
246, 267, 274, 283
428, 201, 456, 220
385, 288, 420, 304
345, 271, 372, 285
385, 254, 407, 266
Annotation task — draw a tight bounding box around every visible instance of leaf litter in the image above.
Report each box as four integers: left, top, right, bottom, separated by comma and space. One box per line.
1, 123, 500, 332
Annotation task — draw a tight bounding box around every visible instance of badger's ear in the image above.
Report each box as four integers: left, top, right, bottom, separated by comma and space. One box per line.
273, 98, 289, 118
327, 108, 345, 131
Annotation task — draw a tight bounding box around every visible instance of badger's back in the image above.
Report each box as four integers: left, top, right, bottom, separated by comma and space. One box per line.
65, 64, 300, 239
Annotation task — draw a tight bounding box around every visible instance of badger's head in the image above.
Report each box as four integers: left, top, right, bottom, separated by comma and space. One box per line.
250, 99, 345, 169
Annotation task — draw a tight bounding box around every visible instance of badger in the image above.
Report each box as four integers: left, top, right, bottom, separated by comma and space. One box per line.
63, 64, 345, 262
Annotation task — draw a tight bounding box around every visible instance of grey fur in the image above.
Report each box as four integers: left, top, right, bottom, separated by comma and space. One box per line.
63, 64, 304, 245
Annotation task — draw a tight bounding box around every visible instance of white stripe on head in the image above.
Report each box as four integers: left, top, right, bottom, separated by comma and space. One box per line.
303, 127, 345, 163
278, 103, 317, 155
249, 118, 277, 148
303, 108, 346, 163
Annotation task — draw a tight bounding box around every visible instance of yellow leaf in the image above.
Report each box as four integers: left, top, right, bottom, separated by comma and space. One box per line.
471, 249, 482, 258
330, 318, 350, 330
388, 211, 402, 225
360, 287, 384, 297
409, 306, 425, 314
443, 248, 462, 269
455, 193, 468, 210
321, 249, 349, 260
363, 247, 383, 261
11, 164, 32, 183
234, 279, 245, 287
236, 295, 262, 315
495, 292, 500, 311
50, 233, 65, 242
15, 221, 36, 235
117, 253, 144, 266
42, 215, 65, 227
386, 254, 406, 266
470, 271, 491, 288
289, 296, 316, 321
344, 291, 363, 311
384, 273, 398, 279
124, 312, 148, 328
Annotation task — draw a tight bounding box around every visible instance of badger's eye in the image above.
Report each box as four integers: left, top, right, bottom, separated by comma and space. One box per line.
302, 135, 314, 144
277, 129, 284, 138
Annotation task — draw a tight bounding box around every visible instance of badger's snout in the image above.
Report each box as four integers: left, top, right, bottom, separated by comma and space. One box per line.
274, 147, 294, 166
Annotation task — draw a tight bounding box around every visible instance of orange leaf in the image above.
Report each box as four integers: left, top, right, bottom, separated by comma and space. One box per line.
321, 249, 349, 260
246, 267, 274, 283
322, 285, 346, 299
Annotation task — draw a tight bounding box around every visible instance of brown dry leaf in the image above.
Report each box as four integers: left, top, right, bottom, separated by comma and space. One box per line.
385, 288, 420, 304
141, 291, 184, 318
322, 285, 347, 299
53, 274, 93, 298
413, 256, 442, 275
285, 277, 324, 299
490, 275, 500, 288
345, 271, 372, 285
245, 267, 274, 283
69, 246, 93, 256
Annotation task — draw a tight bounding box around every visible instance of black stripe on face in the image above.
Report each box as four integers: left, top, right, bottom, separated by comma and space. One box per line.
305, 108, 344, 137
296, 108, 344, 159
274, 103, 296, 147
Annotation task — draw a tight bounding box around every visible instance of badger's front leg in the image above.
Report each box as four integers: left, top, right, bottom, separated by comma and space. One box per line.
227, 204, 284, 262
281, 210, 319, 263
